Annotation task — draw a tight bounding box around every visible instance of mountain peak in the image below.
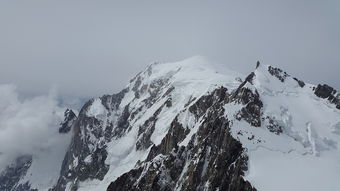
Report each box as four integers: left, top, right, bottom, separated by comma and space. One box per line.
2, 57, 340, 191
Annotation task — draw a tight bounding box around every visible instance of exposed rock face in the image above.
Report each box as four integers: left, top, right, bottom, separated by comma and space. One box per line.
136, 105, 164, 150
235, 88, 263, 127
314, 84, 340, 109
293, 77, 305, 88
52, 62, 183, 190
3, 58, 340, 191
0, 155, 36, 191
106, 63, 340, 191
265, 116, 283, 135
268, 66, 289, 82
267, 65, 305, 87
230, 72, 263, 127
107, 87, 256, 191
59, 109, 77, 133
314, 84, 335, 99
52, 92, 127, 190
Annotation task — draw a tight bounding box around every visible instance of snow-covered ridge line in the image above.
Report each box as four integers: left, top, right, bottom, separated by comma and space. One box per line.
1, 57, 340, 191
50, 56, 245, 191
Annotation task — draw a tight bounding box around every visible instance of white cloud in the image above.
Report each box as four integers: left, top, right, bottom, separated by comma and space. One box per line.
0, 84, 66, 171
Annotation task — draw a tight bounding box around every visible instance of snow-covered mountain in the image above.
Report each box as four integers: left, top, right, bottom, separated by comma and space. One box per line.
1, 56, 340, 191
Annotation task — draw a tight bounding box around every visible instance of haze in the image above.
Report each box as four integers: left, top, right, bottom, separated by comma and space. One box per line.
0, 0, 339, 98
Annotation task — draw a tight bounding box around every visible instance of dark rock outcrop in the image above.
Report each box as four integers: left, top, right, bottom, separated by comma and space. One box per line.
136, 105, 164, 150
293, 77, 305, 88
314, 84, 340, 109
52, 89, 128, 191
234, 87, 263, 127
268, 65, 289, 82
5, 61, 340, 191
265, 116, 283, 135
0, 155, 36, 191
267, 65, 305, 88
314, 84, 335, 99
107, 87, 256, 191
52, 66, 180, 190
59, 109, 77, 133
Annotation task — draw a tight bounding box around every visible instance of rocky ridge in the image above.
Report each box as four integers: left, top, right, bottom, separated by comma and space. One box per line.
1, 56, 340, 191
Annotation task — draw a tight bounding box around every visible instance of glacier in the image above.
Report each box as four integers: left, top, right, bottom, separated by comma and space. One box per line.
0, 56, 339, 191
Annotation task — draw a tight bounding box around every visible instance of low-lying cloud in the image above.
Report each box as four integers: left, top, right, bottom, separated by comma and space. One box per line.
0, 84, 66, 170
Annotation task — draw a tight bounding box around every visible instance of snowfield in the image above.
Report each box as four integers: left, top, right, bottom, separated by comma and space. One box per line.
1, 56, 339, 191
236, 64, 340, 191
77, 56, 243, 191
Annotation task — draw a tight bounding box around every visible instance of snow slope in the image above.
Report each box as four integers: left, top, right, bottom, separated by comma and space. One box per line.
227, 64, 340, 191
78, 58, 340, 191
75, 56, 243, 191
1, 56, 339, 191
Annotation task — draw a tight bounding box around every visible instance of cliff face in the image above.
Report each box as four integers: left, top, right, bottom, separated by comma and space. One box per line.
2, 56, 340, 191
52, 56, 247, 191
107, 87, 255, 191
0, 156, 34, 191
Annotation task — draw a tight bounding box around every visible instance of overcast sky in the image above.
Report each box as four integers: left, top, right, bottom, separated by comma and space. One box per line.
0, 0, 339, 98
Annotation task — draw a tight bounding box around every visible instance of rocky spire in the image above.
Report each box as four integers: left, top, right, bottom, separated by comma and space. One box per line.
256, 61, 260, 69
58, 109, 77, 133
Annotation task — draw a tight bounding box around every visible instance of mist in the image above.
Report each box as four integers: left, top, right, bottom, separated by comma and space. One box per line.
0, 84, 67, 170
0, 1, 339, 98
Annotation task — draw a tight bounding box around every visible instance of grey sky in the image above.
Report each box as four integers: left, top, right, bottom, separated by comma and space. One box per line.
0, 0, 339, 98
